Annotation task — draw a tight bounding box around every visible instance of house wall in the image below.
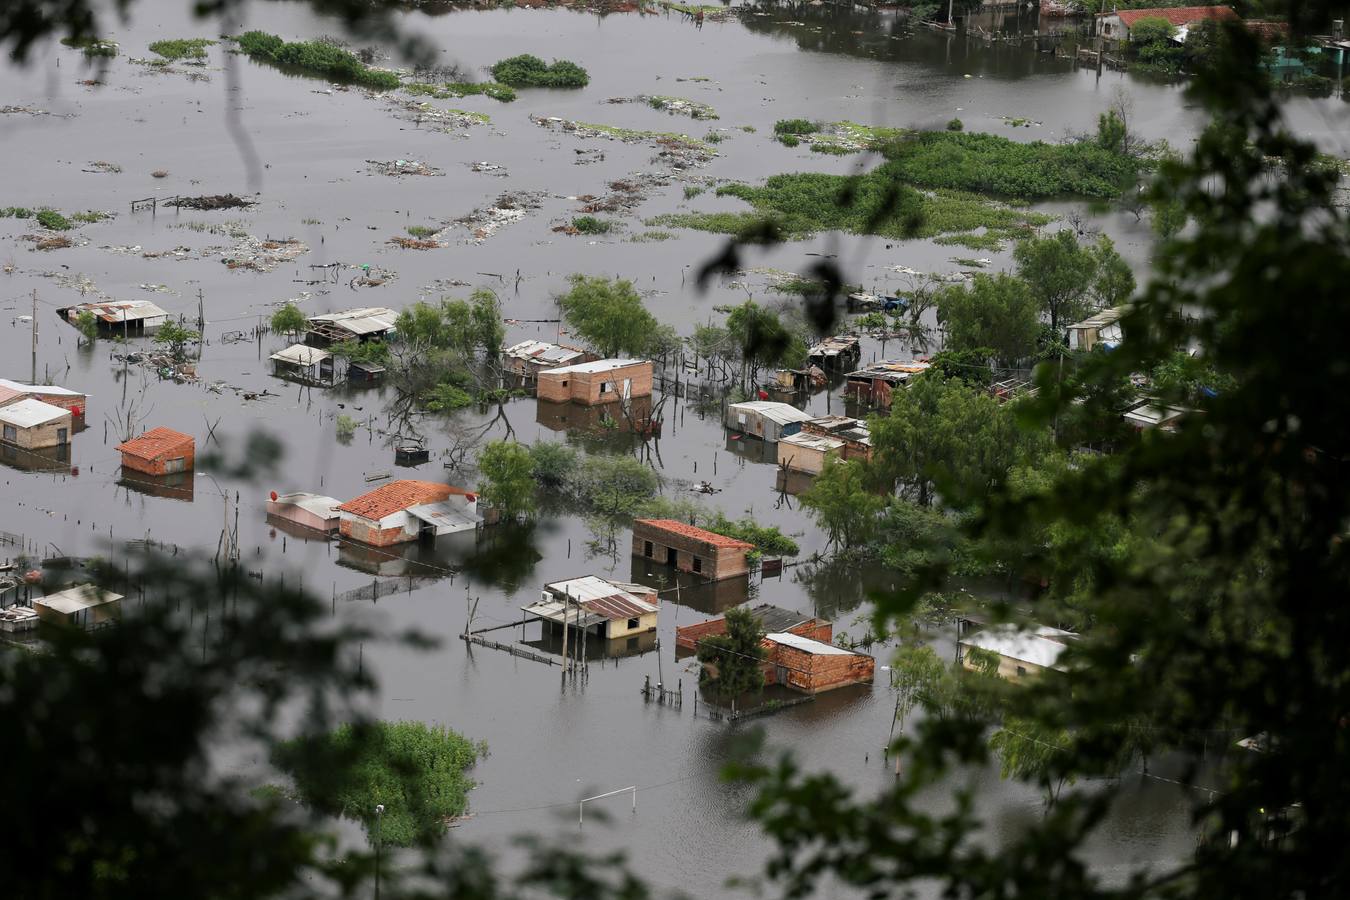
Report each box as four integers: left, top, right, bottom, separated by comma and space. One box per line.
676, 617, 832, 653
0, 392, 86, 418
605, 609, 658, 639
339, 512, 416, 547
266, 502, 338, 533
1, 415, 71, 450
770, 644, 875, 693
120, 443, 194, 476
960, 648, 1047, 681
34, 599, 122, 630
777, 441, 835, 475
537, 363, 653, 406
630, 521, 750, 582
1098, 13, 1126, 39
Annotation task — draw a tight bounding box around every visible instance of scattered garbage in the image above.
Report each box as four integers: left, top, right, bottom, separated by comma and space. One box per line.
609, 95, 719, 120
366, 158, 443, 177
24, 233, 75, 251
138, 283, 178, 294
530, 115, 717, 169
165, 194, 255, 211
84, 161, 123, 174
389, 236, 440, 250
220, 235, 308, 272
382, 97, 489, 135
469, 161, 508, 177
451, 191, 543, 244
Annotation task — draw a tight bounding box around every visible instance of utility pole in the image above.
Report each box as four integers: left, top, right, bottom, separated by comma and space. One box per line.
31, 290, 38, 384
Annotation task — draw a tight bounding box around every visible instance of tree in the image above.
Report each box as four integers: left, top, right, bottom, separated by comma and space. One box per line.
1014, 229, 1134, 333
154, 320, 201, 362
270, 303, 306, 337
477, 440, 535, 521
934, 273, 1040, 365
556, 275, 659, 358
799, 457, 886, 549
988, 717, 1075, 808
724, 299, 807, 387
74, 309, 98, 344
696, 606, 766, 705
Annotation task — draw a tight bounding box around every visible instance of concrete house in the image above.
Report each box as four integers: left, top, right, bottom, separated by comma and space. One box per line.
675, 603, 832, 655
337, 480, 479, 547
1066, 305, 1129, 352
34, 584, 124, 630
0, 379, 88, 422
58, 299, 169, 336
116, 427, 195, 476
1097, 6, 1236, 41
522, 575, 660, 642
0, 399, 72, 450
958, 624, 1078, 681
777, 431, 846, 476
844, 360, 930, 410
631, 518, 753, 582
266, 491, 342, 533
536, 358, 653, 406
725, 401, 813, 443
503, 339, 593, 378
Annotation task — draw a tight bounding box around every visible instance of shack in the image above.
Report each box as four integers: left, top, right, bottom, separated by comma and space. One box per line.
305, 307, 397, 345
725, 400, 812, 443
521, 575, 659, 642
1096, 6, 1235, 42
772, 366, 826, 393
777, 431, 845, 475
116, 427, 194, 476
675, 603, 831, 655
57, 299, 169, 336
0, 379, 88, 421
844, 359, 930, 410
1066, 305, 1129, 352
802, 415, 871, 461
337, 480, 478, 547
536, 358, 652, 406
269, 343, 336, 384
0, 399, 72, 450
347, 360, 386, 385
631, 518, 752, 582
1123, 400, 1191, 431
503, 339, 593, 378
33, 584, 123, 630
958, 624, 1077, 680
807, 335, 862, 369
266, 491, 342, 533
764, 632, 874, 694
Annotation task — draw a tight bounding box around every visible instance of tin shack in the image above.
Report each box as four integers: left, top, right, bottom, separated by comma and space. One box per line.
266, 491, 342, 533
844, 360, 931, 410
725, 400, 813, 443
34, 584, 124, 630
305, 307, 397, 346
522, 575, 659, 642
776, 431, 845, 476
503, 340, 593, 378
57, 299, 169, 336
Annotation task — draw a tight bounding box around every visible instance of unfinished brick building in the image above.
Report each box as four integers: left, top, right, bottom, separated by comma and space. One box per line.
675, 603, 832, 656
116, 427, 195, 476
631, 519, 752, 581
764, 632, 875, 693
536, 359, 652, 406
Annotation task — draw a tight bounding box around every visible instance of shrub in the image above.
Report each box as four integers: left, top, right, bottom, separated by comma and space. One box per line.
148, 38, 215, 60
810, 142, 852, 155
36, 209, 72, 230
404, 81, 516, 102
335, 414, 357, 442
683, 185, 705, 200
777, 134, 800, 148
406, 225, 437, 238
571, 216, 613, 234
947, 118, 963, 131
270, 303, 306, 335
0, 207, 33, 218
235, 30, 400, 90
774, 118, 817, 135
490, 54, 589, 88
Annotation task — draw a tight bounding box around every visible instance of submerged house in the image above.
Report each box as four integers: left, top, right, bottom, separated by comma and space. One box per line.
1096, 5, 1236, 41
807, 335, 862, 369
0, 399, 72, 450
724, 401, 812, 443
266, 491, 342, 533
764, 632, 875, 694
675, 603, 832, 655
1066, 305, 1129, 352
116, 427, 195, 476
305, 307, 397, 345
844, 360, 931, 410
631, 519, 753, 582
57, 299, 169, 336
337, 480, 479, 547
801, 415, 871, 461
777, 431, 845, 475
503, 340, 593, 378
958, 624, 1078, 681
521, 575, 660, 642
536, 358, 653, 406
1123, 400, 1191, 431
33, 584, 123, 630
0, 379, 88, 421
270, 344, 337, 384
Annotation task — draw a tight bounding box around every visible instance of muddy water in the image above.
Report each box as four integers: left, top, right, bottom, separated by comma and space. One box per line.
0, 1, 1317, 894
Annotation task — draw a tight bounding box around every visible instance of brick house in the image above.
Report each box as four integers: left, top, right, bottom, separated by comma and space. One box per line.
116, 427, 195, 476
0, 399, 72, 450
764, 632, 875, 694
1096, 6, 1237, 41
337, 480, 478, 547
536, 359, 652, 406
631, 518, 752, 581
675, 603, 832, 655
0, 379, 88, 423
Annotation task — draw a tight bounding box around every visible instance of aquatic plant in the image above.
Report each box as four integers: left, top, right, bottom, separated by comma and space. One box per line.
405, 225, 437, 238
404, 80, 516, 102
148, 38, 214, 60
35, 209, 72, 230
774, 118, 817, 135
235, 30, 400, 90
570, 216, 613, 234
810, 142, 853, 155
490, 54, 588, 88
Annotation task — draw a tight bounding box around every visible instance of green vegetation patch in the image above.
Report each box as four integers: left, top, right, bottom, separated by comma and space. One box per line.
63, 36, 118, 57
646, 95, 718, 120
149, 38, 215, 60
649, 168, 1050, 241
490, 54, 588, 88
36, 210, 73, 230
704, 513, 800, 559
571, 216, 613, 234
70, 210, 111, 224
404, 80, 516, 102
406, 225, 437, 238
272, 721, 485, 847
627, 230, 676, 243
235, 31, 400, 90
934, 231, 1005, 251
775, 118, 817, 136
811, 142, 854, 156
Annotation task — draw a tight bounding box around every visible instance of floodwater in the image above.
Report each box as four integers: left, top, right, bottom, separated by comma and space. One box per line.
0, 1, 1332, 895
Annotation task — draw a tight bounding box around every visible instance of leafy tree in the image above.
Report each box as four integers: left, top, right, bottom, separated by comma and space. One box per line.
527, 441, 578, 487
988, 717, 1075, 808
1095, 109, 1128, 154
74, 309, 98, 344
1014, 229, 1134, 332
477, 440, 535, 521
935, 272, 1040, 365
696, 606, 766, 705
556, 275, 660, 358
800, 457, 886, 549
725, 299, 807, 386
889, 644, 947, 736
490, 54, 588, 88
154, 320, 201, 362
703, 512, 799, 558
328, 338, 390, 366
270, 303, 306, 337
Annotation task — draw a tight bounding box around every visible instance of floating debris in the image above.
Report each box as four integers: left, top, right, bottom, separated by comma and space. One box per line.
165, 194, 255, 211
388, 236, 440, 250
83, 161, 123, 174
220, 235, 309, 272
139, 283, 178, 294
531, 115, 716, 169
610, 95, 718, 120
1, 104, 64, 117
24, 234, 75, 251
469, 161, 508, 177
366, 158, 443, 177
451, 191, 543, 244
382, 97, 490, 135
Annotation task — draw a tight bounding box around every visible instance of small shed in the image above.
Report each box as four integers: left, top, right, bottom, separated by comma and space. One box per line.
305, 307, 397, 345
58, 299, 169, 336
772, 366, 826, 393
631, 518, 753, 582
675, 603, 831, 655
536, 358, 653, 406
1123, 401, 1190, 431
777, 431, 846, 475
1066, 305, 1129, 352
522, 575, 659, 641
844, 360, 930, 410
958, 624, 1077, 680
765, 632, 874, 693
266, 491, 342, 533
336, 480, 477, 547
802, 415, 871, 461
270, 343, 335, 384
34, 584, 124, 630
807, 335, 862, 369
0, 379, 88, 420
0, 399, 72, 449
503, 340, 593, 378
348, 360, 386, 384
725, 401, 813, 443
116, 427, 195, 476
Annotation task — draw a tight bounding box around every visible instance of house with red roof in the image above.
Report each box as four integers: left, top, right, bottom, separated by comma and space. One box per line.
336, 479, 479, 547
1096, 6, 1238, 42
116, 427, 194, 476
631, 518, 753, 582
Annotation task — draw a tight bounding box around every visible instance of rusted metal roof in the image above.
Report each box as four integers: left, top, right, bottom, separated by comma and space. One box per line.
63, 299, 169, 324
116, 427, 193, 461
634, 518, 754, 550
337, 480, 469, 521
307, 307, 397, 336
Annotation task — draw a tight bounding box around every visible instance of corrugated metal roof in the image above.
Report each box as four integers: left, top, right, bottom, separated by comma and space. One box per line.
66, 299, 169, 323
270, 343, 332, 366
847, 359, 931, 381
727, 401, 814, 426
406, 499, 480, 532
36, 584, 124, 614
634, 519, 755, 550
959, 625, 1077, 670
780, 432, 845, 452
526, 575, 658, 624
543, 358, 646, 376
520, 598, 609, 629
0, 398, 70, 428
503, 339, 587, 364
116, 427, 193, 461
272, 492, 342, 519
307, 307, 397, 335
0, 379, 86, 398
1067, 305, 1130, 331
766, 632, 852, 655
338, 480, 467, 520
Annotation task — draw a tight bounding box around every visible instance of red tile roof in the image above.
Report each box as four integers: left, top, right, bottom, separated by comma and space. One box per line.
635, 519, 755, 550
337, 480, 468, 521
1112, 6, 1237, 27
116, 427, 194, 461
